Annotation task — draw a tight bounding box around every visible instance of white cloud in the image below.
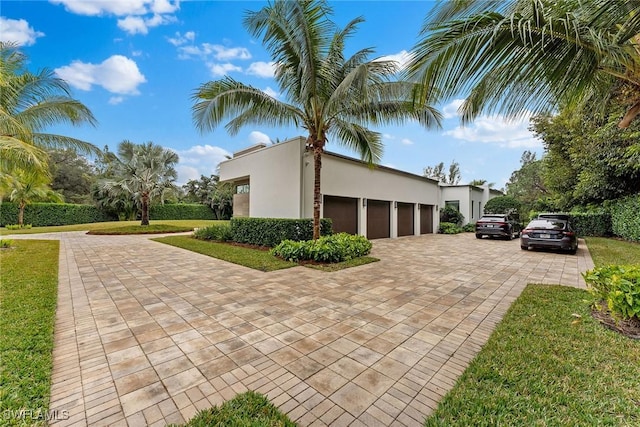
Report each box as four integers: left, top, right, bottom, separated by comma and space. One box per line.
0, 17, 45, 46
208, 63, 242, 77
382, 133, 395, 141
248, 131, 271, 145
442, 99, 465, 119
55, 55, 146, 95
167, 30, 195, 46
175, 144, 232, 183
179, 43, 251, 61
263, 87, 279, 99
444, 114, 542, 148
108, 96, 125, 105
376, 50, 412, 70
246, 61, 275, 78
400, 138, 414, 145
50, 0, 148, 16
117, 13, 175, 35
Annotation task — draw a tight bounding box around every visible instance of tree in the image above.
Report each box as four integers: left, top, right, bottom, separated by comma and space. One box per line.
469, 179, 495, 188
192, 0, 440, 239
48, 149, 97, 204
408, 0, 640, 128
9, 170, 63, 226
0, 42, 98, 177
101, 141, 179, 226
424, 160, 461, 184
505, 151, 551, 214
182, 174, 233, 219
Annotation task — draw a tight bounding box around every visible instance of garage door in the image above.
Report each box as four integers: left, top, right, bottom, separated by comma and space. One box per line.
397, 202, 414, 237
323, 195, 358, 235
367, 199, 390, 239
420, 204, 434, 234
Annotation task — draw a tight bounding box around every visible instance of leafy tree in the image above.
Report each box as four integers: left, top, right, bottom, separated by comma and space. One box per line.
192, 0, 440, 239
484, 196, 522, 217
100, 141, 179, 226
424, 161, 461, 184
48, 149, 97, 204
505, 151, 551, 214
0, 42, 98, 177
8, 170, 63, 226
408, 0, 640, 128
182, 174, 233, 220
469, 179, 495, 188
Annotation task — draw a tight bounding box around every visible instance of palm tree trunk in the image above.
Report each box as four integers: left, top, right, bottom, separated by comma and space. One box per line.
141, 194, 150, 226
18, 201, 25, 227
313, 145, 322, 240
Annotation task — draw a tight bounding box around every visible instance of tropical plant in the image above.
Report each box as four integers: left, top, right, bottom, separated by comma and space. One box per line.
408, 0, 640, 128
424, 161, 461, 184
0, 42, 98, 177
8, 170, 63, 226
192, 0, 441, 239
182, 174, 233, 219
100, 141, 179, 226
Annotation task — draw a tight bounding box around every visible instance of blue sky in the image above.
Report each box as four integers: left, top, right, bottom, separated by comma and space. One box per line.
1, 0, 544, 188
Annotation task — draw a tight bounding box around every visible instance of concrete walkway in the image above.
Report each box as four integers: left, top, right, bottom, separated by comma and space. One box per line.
21, 232, 593, 426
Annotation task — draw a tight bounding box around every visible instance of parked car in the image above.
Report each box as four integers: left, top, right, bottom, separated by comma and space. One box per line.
475, 214, 521, 240
520, 218, 578, 254
537, 212, 572, 221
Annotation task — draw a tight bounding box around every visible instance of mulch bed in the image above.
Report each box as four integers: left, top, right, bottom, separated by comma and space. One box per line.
591, 306, 640, 340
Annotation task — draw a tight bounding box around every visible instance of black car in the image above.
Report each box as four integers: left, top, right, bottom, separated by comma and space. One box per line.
520, 219, 578, 254
475, 214, 521, 240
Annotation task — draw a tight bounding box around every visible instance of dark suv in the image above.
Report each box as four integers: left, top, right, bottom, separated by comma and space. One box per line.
475, 214, 521, 240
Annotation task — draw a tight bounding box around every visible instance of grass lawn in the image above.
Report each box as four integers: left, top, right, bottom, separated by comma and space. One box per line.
87, 224, 193, 235
0, 220, 225, 236
153, 235, 297, 272
0, 240, 59, 427
423, 237, 640, 426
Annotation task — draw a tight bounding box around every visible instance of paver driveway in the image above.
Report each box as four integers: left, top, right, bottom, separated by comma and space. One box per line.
33, 231, 593, 426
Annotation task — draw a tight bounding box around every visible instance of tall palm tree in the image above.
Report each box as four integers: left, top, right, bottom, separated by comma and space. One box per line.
407, 0, 640, 128
9, 170, 63, 226
0, 42, 98, 176
102, 141, 179, 226
192, 0, 441, 239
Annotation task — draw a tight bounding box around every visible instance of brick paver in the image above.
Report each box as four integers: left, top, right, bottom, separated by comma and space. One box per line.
17, 231, 593, 426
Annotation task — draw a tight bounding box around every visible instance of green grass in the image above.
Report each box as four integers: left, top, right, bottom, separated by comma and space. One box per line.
87, 224, 193, 235
423, 237, 640, 426
174, 391, 295, 427
0, 240, 59, 426
304, 256, 379, 271
153, 236, 297, 272
0, 220, 225, 235
585, 236, 640, 266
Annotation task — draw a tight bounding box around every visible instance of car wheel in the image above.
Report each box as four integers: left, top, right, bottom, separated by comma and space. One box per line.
568, 248, 577, 255
520, 245, 528, 251
475, 234, 482, 239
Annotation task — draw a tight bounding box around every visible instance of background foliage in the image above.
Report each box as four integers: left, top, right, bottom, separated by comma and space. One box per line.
230, 217, 332, 247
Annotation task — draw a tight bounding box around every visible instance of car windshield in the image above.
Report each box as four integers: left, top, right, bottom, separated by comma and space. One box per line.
479, 216, 506, 222
527, 220, 566, 230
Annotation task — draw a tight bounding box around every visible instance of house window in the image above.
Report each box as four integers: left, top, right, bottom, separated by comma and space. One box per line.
235, 184, 250, 194
445, 200, 460, 211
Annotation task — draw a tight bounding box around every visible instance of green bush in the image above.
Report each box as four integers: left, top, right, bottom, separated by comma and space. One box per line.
150, 204, 215, 220
440, 206, 464, 226
484, 196, 522, 218
610, 195, 640, 242
271, 233, 372, 263
462, 222, 476, 232
583, 265, 640, 320
0, 202, 115, 227
193, 224, 233, 242
570, 212, 612, 237
4, 224, 31, 230
438, 222, 463, 234
231, 217, 332, 247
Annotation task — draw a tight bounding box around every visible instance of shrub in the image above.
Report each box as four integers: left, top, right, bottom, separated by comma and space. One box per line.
271, 233, 372, 263
231, 217, 332, 247
583, 265, 640, 320
570, 212, 612, 237
0, 239, 12, 248
193, 224, 233, 242
0, 202, 115, 227
484, 196, 522, 218
439, 222, 463, 234
4, 224, 31, 230
610, 195, 640, 242
462, 222, 476, 232
440, 206, 464, 226
150, 204, 215, 220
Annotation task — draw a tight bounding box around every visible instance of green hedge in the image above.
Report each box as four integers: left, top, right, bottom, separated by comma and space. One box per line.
610, 195, 640, 242
271, 233, 372, 263
230, 217, 333, 247
149, 204, 215, 220
0, 202, 115, 227
570, 213, 612, 237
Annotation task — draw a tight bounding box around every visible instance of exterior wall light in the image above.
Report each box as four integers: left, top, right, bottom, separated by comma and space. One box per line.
362, 198, 367, 207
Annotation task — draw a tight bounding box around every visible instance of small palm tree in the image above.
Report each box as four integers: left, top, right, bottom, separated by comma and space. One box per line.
102, 141, 179, 226
407, 0, 640, 128
0, 42, 98, 176
192, 0, 441, 239
9, 170, 63, 226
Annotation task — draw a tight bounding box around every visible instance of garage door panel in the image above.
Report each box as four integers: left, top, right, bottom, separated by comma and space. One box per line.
420, 204, 434, 234
367, 200, 390, 239
323, 195, 358, 235
397, 202, 414, 237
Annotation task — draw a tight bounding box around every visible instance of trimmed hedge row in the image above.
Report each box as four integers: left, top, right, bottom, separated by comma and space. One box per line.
570, 213, 612, 237
610, 195, 640, 242
149, 204, 215, 220
0, 202, 115, 227
230, 217, 332, 247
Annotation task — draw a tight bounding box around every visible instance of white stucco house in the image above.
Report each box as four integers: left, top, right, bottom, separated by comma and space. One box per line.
219, 136, 500, 238
440, 184, 504, 226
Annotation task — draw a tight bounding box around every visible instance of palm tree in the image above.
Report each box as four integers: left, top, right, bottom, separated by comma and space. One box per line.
102, 141, 179, 226
0, 42, 98, 176
192, 0, 441, 239
407, 0, 640, 128
9, 170, 63, 226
